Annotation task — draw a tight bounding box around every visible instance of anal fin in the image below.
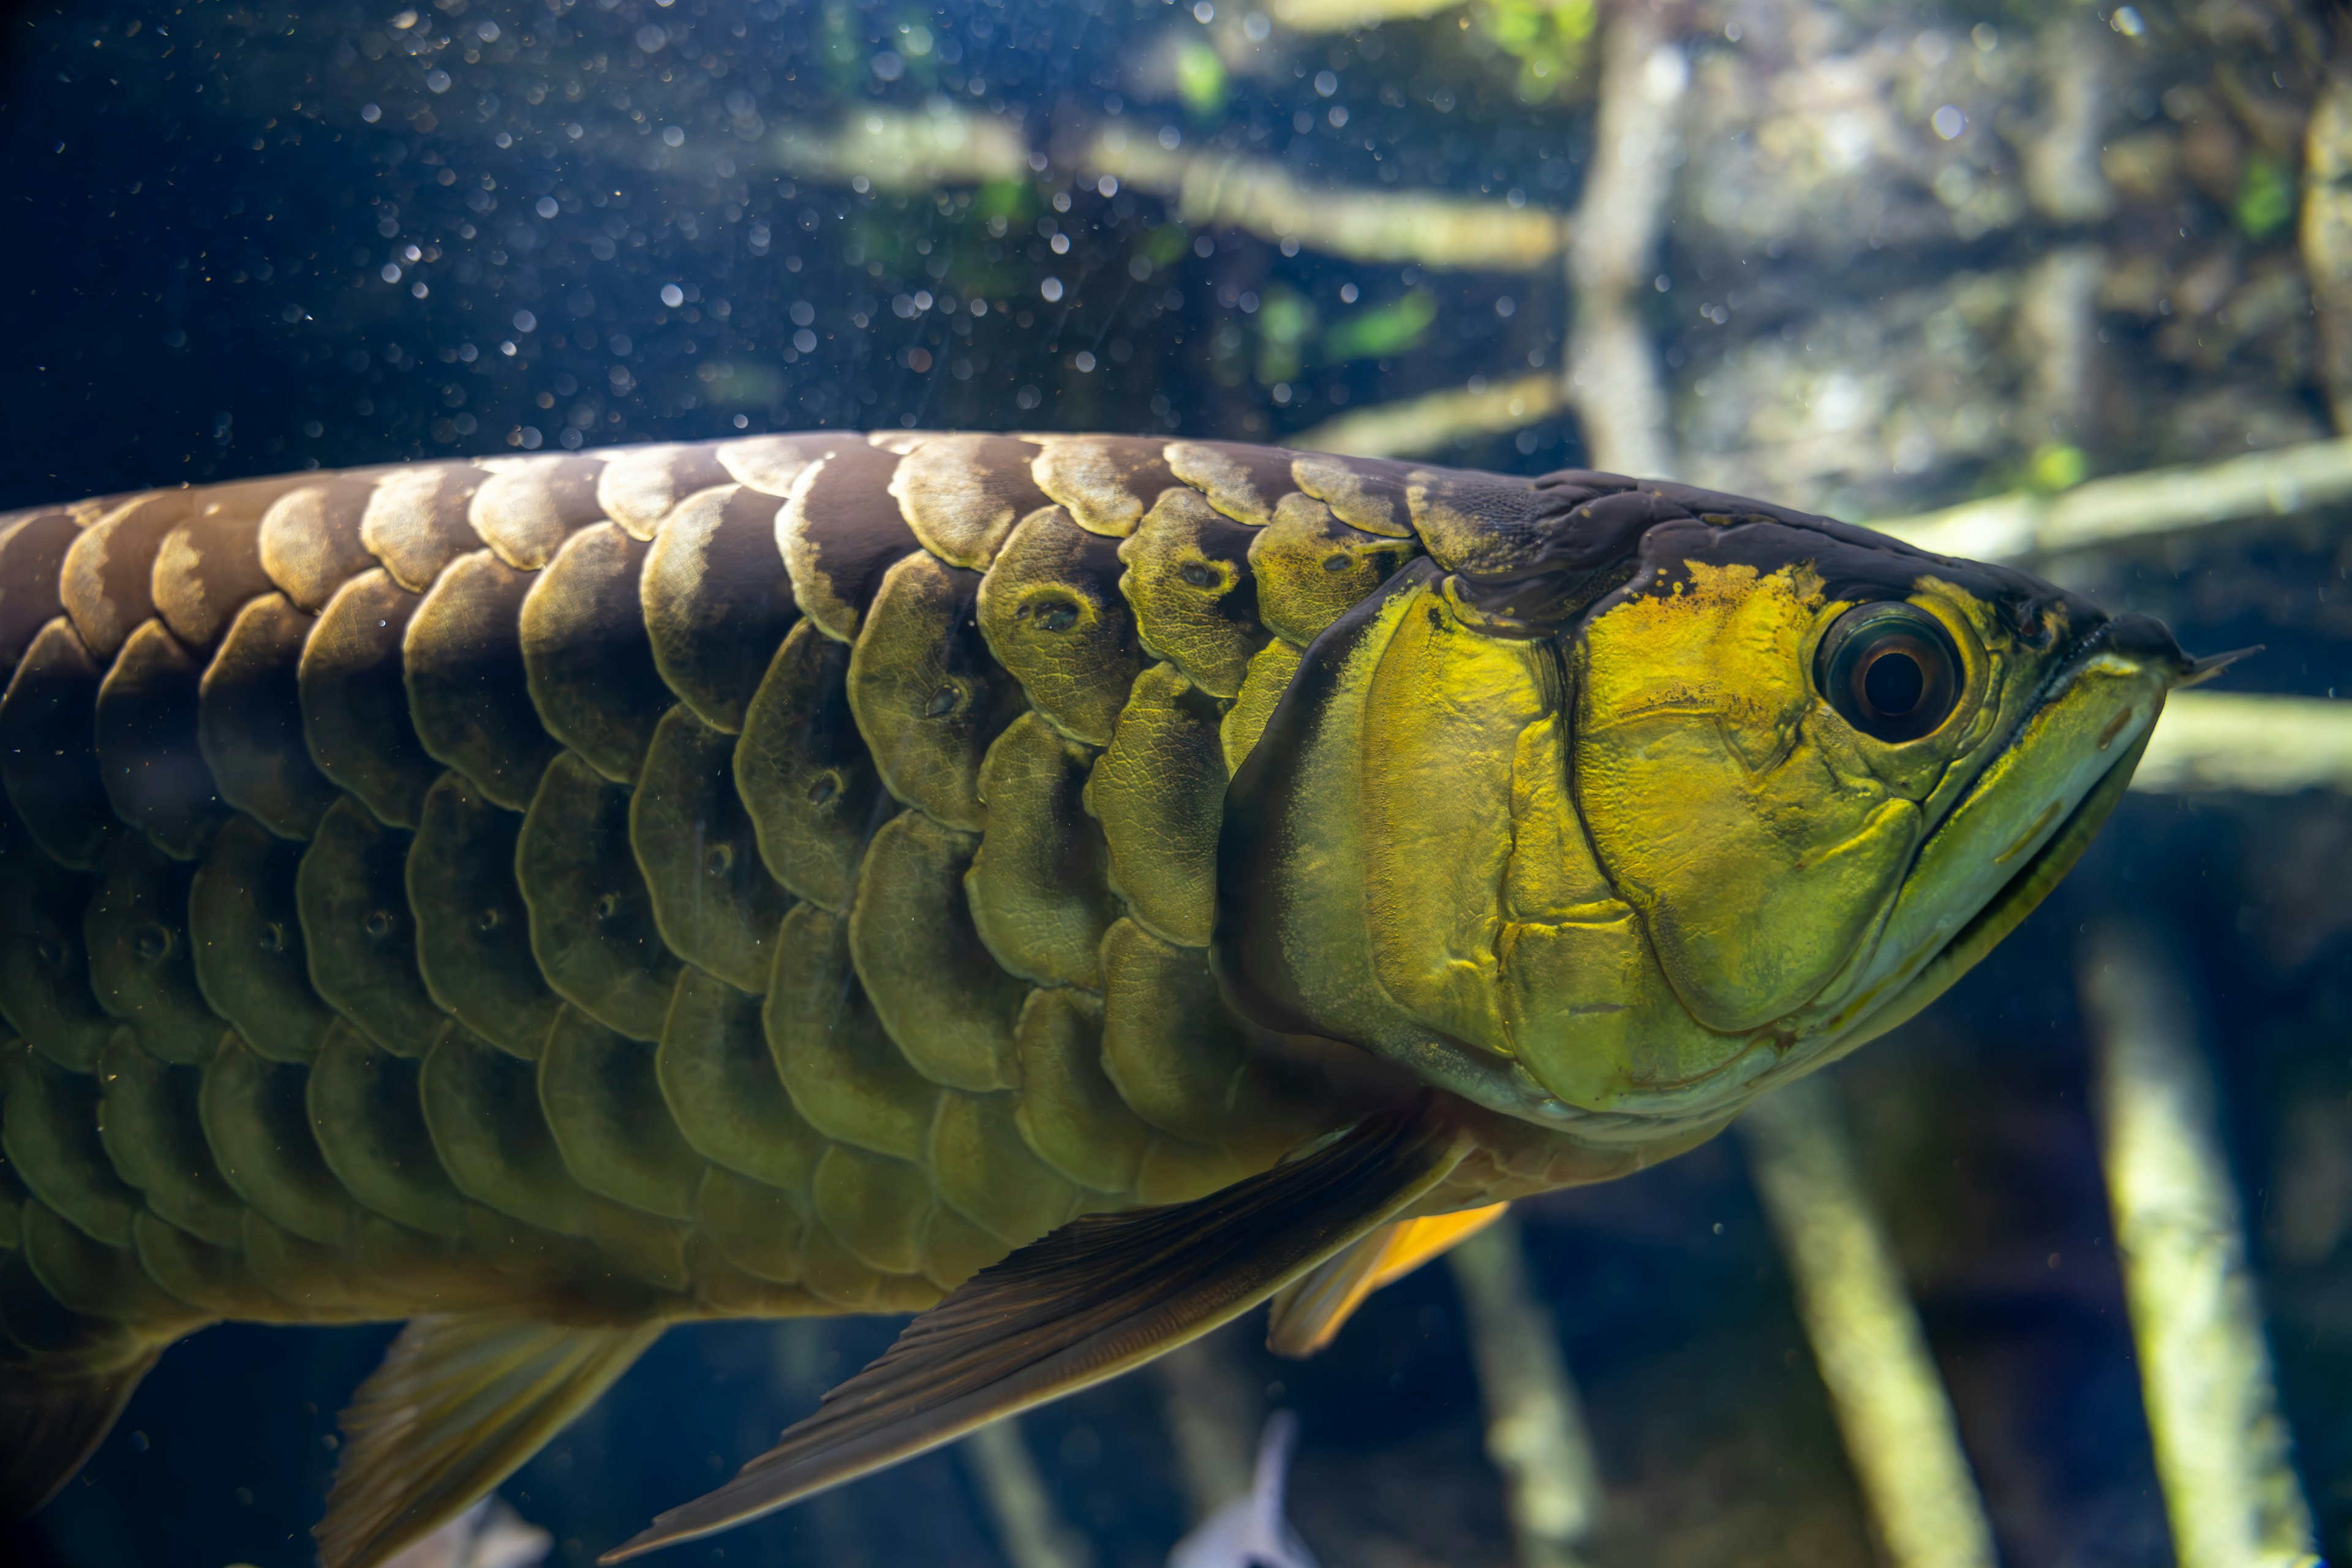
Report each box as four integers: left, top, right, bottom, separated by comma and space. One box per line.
602, 1098, 1466, 1562
1265, 1200, 1509, 1358
317, 1313, 665, 1568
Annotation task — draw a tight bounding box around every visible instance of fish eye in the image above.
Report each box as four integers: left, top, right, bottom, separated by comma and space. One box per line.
1815, 601, 1961, 743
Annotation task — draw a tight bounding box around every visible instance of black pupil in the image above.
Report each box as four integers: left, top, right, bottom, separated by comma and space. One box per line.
1861, 644, 1926, 716
1818, 604, 1958, 743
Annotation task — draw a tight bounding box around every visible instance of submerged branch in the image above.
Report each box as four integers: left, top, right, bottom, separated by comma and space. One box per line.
2133, 693, 2352, 794
1446, 1215, 1604, 1568
1739, 1077, 2000, 1568
1286, 374, 1566, 457
1872, 436, 2352, 561
1074, 129, 1568, 271
1152, 1333, 1264, 1525
1269, 0, 1463, 28
1560, 2, 1684, 477
963, 1418, 1095, 1568
766, 107, 1030, 192
2079, 923, 2320, 1568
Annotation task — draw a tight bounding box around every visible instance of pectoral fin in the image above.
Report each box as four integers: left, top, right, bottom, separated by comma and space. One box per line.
318, 1314, 665, 1568
602, 1098, 1465, 1562
1265, 1201, 1509, 1357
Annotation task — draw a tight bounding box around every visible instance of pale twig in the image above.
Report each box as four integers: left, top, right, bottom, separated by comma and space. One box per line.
1075, 129, 1567, 271
1871, 435, 2352, 561
1561, 1, 1684, 477
1283, 0, 1689, 466
2303, 75, 2352, 433
963, 1417, 1095, 1568
1739, 1077, 1999, 1568
2134, 693, 2352, 795
1286, 374, 1566, 458
765, 107, 1030, 192
1152, 1332, 1264, 1524
2078, 922, 2320, 1568
1269, 0, 1463, 29
1444, 1214, 1604, 1568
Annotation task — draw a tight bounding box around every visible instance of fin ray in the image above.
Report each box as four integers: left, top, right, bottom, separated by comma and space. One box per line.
317, 1313, 663, 1568
603, 1100, 1463, 1562
1265, 1201, 1509, 1357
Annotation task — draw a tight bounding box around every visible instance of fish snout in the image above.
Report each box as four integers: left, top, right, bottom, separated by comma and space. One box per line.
2099, 611, 2193, 683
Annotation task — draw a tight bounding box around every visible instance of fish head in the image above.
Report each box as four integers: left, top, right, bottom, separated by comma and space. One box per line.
1217, 471, 2189, 1134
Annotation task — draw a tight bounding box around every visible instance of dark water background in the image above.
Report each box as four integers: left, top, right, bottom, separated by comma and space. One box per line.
2, 0, 2349, 1564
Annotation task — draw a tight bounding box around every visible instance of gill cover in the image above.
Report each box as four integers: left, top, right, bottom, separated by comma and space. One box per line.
1216, 472, 2178, 1128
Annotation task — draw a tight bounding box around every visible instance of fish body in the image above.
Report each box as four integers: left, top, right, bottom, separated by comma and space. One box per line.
0, 432, 2187, 1562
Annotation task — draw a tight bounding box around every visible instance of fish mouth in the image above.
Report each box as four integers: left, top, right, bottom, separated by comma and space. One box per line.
1806, 609, 2188, 1052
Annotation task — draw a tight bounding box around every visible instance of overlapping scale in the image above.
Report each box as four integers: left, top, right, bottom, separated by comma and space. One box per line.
0, 433, 1451, 1346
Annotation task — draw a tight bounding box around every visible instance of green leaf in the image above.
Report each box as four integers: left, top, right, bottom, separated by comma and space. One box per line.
1322, 288, 1437, 363
2234, 151, 2294, 243
1175, 42, 1227, 117
2027, 443, 2087, 494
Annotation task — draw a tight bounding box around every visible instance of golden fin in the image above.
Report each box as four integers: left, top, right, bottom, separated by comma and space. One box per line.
1265, 1202, 1509, 1359
317, 1314, 664, 1568
601, 1099, 1466, 1563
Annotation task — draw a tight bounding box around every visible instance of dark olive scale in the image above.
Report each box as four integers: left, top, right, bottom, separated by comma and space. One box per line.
0, 619, 115, 867
0, 435, 1785, 1477
200, 594, 340, 839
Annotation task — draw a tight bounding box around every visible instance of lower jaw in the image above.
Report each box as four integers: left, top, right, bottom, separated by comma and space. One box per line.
1825, 721, 2154, 1057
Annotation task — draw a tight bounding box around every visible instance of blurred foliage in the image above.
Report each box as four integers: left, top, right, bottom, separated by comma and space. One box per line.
1257, 285, 1318, 383
2029, 442, 2089, 493
1324, 288, 1438, 362
1175, 39, 1230, 117
818, 1, 866, 88
973, 178, 1035, 225
884, 15, 946, 89
696, 360, 786, 407
1138, 222, 1197, 270
1474, 0, 1599, 102
2236, 151, 2295, 241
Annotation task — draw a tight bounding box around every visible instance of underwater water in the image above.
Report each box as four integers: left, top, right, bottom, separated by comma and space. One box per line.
1, 0, 2348, 1564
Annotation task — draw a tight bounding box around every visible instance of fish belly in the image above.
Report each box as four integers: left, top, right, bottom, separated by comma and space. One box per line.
0, 432, 1411, 1359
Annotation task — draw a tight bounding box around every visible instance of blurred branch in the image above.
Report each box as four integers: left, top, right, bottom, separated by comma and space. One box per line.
1561, 1, 1683, 477
1446, 1213, 1604, 1568
1153, 1332, 1264, 1522
767, 106, 1031, 192
2304, 74, 2352, 433
1871, 436, 2352, 561
1740, 1077, 1999, 1568
1286, 373, 1565, 457
2078, 923, 2320, 1568
2135, 693, 2352, 794
963, 1417, 1095, 1568
1076, 127, 1568, 270
1270, 0, 1463, 28
1281, 0, 1684, 469
2015, 13, 2116, 224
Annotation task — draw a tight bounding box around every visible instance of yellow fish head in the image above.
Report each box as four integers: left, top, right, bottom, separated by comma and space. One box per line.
1216, 473, 2190, 1135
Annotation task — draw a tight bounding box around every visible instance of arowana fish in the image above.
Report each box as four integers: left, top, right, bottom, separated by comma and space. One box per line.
0, 431, 2202, 1564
